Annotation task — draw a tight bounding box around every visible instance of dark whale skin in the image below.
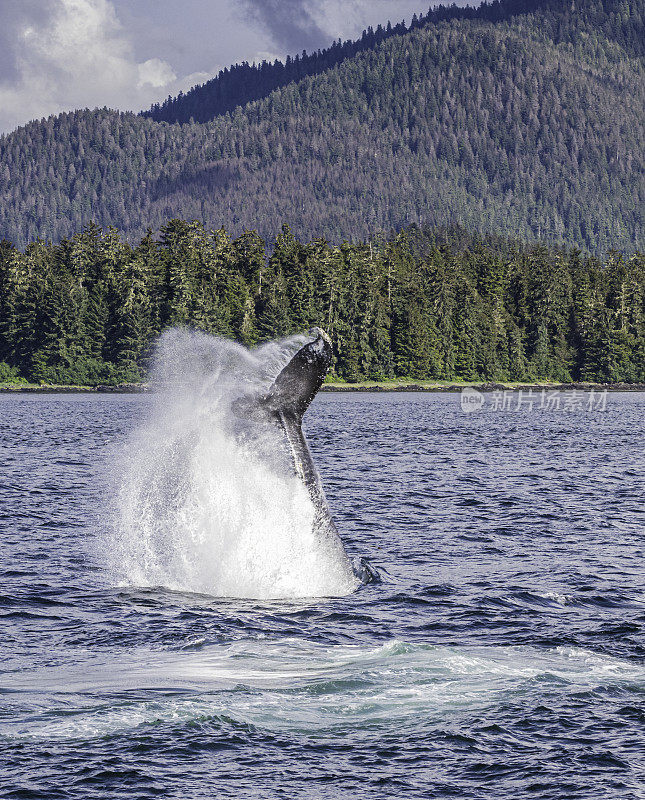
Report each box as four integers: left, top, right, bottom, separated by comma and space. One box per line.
260, 329, 347, 554
261, 327, 333, 421
232, 327, 377, 583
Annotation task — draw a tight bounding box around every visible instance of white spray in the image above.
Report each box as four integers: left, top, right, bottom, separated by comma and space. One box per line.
106, 329, 358, 599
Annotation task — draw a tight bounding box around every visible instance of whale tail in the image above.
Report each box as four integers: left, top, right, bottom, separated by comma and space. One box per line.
259, 327, 333, 421
258, 327, 333, 501
232, 328, 372, 586
231, 327, 332, 425
233, 327, 343, 542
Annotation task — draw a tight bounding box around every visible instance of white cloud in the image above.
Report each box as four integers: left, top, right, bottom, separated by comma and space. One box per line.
137, 58, 176, 89
312, 1, 435, 39
0, 0, 207, 134
240, 0, 468, 53
0, 0, 476, 133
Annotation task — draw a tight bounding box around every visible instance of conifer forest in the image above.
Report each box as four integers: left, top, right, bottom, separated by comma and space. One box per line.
0, 222, 642, 386
0, 0, 642, 386
0, 0, 642, 253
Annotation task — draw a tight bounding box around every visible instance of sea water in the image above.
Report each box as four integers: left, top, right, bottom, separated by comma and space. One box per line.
1, 386, 644, 798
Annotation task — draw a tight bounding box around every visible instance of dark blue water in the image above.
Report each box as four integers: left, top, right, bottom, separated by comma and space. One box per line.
1, 392, 644, 799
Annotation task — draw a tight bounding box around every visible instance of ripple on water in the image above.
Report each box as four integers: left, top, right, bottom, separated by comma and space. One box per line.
0, 392, 644, 799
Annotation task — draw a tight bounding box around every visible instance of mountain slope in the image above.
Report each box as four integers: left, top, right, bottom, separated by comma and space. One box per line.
142, 0, 645, 125
0, 0, 642, 252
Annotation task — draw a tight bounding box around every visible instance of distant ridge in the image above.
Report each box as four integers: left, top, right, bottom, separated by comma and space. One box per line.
142, 0, 644, 125
0, 0, 642, 252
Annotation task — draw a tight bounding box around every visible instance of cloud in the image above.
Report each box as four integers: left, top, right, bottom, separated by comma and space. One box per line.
0, 0, 203, 134
240, 1, 476, 54
0, 0, 478, 133
137, 58, 177, 89
240, 0, 328, 54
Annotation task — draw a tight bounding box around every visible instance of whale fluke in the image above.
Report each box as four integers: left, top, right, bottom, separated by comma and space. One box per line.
233, 328, 353, 574
264, 329, 333, 508
257, 327, 333, 420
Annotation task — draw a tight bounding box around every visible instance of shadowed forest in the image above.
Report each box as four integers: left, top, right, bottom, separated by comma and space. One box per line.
0, 222, 642, 386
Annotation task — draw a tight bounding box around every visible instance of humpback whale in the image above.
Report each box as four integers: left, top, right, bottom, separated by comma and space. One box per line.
111, 325, 375, 597
234, 327, 371, 583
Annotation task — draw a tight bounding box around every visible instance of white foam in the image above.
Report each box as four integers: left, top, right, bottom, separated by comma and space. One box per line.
541, 591, 574, 606
102, 329, 357, 599
4, 640, 644, 741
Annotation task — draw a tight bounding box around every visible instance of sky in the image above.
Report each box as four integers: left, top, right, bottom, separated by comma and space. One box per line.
0, 0, 473, 135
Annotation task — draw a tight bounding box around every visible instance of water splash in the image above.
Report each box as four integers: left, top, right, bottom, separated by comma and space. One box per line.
106, 329, 358, 599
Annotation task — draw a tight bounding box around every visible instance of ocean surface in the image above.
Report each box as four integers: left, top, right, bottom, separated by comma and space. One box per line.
1, 391, 644, 799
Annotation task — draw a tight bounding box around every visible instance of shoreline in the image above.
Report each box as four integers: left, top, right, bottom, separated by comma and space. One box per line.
2, 381, 645, 394
322, 382, 645, 393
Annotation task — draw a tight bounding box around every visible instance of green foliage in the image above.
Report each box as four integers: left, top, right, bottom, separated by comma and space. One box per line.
0, 221, 642, 386
0, 362, 26, 384
30, 358, 141, 387
0, 0, 642, 254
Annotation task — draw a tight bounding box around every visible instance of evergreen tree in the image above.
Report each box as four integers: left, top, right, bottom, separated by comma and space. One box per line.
0, 221, 642, 386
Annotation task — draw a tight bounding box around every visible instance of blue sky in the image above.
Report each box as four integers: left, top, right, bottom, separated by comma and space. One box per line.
0, 0, 472, 134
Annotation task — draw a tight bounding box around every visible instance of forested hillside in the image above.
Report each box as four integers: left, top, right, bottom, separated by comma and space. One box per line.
0, 0, 642, 252
0, 222, 643, 386
143, 0, 645, 124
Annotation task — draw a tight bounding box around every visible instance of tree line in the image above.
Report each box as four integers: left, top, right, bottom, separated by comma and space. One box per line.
0, 221, 642, 386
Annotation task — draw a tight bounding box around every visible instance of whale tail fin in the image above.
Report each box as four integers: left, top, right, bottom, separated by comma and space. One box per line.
231, 327, 333, 423
260, 327, 333, 420
232, 327, 350, 566
232, 327, 333, 500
